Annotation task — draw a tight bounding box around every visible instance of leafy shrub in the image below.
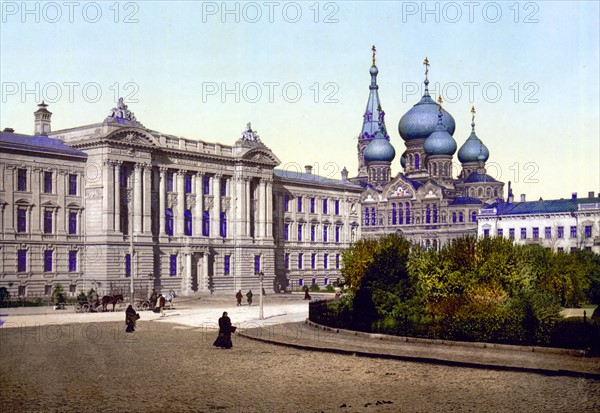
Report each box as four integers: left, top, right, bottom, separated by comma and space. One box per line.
325, 284, 335, 292
309, 283, 321, 292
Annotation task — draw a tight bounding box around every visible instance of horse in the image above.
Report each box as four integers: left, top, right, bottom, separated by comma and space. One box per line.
161, 290, 176, 310
101, 294, 124, 312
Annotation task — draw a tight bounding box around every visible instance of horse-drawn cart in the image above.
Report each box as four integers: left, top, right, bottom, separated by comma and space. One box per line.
75, 300, 102, 313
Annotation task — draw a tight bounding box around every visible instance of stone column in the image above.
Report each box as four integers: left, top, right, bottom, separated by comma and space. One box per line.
183, 252, 192, 295
114, 162, 121, 233
257, 180, 266, 239
265, 179, 273, 238
202, 252, 209, 291
133, 164, 143, 234
102, 161, 114, 232
212, 175, 221, 238
194, 173, 203, 236
245, 178, 251, 236
176, 171, 186, 236
159, 167, 167, 236
142, 165, 152, 234
234, 176, 245, 236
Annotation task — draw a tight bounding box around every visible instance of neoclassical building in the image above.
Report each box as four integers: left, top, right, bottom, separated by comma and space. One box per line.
352, 52, 504, 248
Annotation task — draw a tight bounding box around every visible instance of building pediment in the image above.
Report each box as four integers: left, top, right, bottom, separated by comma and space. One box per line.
105, 128, 160, 148
417, 181, 443, 199
384, 175, 416, 199
240, 147, 281, 167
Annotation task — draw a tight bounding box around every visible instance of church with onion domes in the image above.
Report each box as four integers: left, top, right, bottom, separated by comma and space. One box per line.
351, 47, 504, 248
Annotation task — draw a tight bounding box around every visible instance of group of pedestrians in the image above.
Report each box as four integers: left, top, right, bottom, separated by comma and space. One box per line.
235, 290, 254, 306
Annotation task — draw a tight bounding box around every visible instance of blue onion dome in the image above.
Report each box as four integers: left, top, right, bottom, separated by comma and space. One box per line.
364, 128, 396, 163
457, 108, 489, 163
423, 101, 457, 156
400, 151, 407, 168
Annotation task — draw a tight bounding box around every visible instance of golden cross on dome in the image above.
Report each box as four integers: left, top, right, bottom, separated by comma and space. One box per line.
471, 105, 476, 123
372, 45, 376, 66
423, 57, 430, 80
437, 95, 443, 107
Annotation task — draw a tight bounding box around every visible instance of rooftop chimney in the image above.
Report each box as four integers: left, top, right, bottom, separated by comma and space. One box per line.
304, 165, 312, 175
3, 128, 14, 133
520, 194, 526, 202
34, 101, 52, 135
341, 166, 349, 182
572, 192, 577, 200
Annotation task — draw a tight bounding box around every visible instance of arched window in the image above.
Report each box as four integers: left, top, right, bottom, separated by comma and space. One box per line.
452, 212, 457, 223
391, 203, 397, 225
433, 204, 438, 223
398, 204, 403, 224
371, 208, 376, 226
486, 188, 492, 198
425, 205, 431, 224
184, 210, 192, 236
471, 211, 477, 222
425, 239, 431, 248
459, 212, 464, 223
469, 188, 475, 197
478, 187, 484, 197
202, 211, 210, 236
433, 239, 438, 250
165, 208, 174, 236
415, 154, 420, 169
364, 208, 369, 226
433, 163, 437, 175
405, 203, 411, 224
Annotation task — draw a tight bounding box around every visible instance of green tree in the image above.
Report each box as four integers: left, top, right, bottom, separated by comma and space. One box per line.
340, 237, 379, 291
52, 283, 65, 304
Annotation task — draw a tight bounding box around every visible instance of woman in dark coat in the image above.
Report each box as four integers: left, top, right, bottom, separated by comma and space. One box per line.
125, 304, 139, 333
213, 311, 233, 349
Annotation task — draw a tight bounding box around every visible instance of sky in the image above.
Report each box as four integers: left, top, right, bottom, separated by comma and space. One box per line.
1, 1, 599, 201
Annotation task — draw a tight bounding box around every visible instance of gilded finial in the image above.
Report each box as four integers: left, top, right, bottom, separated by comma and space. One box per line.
437, 95, 443, 108
423, 57, 430, 81
372, 45, 376, 66
471, 105, 476, 123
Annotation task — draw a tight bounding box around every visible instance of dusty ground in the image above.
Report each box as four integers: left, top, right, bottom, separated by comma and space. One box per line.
1, 320, 599, 413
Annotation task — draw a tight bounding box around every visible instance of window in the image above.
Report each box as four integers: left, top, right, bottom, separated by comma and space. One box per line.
585, 225, 592, 238
545, 227, 551, 239
433, 205, 438, 223
483, 229, 490, 237
297, 224, 303, 241
570, 226, 577, 238
184, 210, 192, 236
44, 210, 53, 234
459, 212, 464, 223
185, 174, 192, 193
68, 174, 77, 195
220, 178, 227, 196
323, 226, 328, 242
533, 227, 539, 239
557, 247, 564, 252
398, 205, 404, 225
323, 199, 328, 214
220, 212, 227, 238
324, 253, 328, 269
125, 254, 131, 277
497, 228, 503, 236
335, 226, 340, 243
170, 255, 177, 276
298, 279, 303, 287
45, 285, 52, 295
18, 286, 26, 296
69, 251, 77, 272
283, 194, 289, 212
335, 200, 340, 215
405, 204, 410, 224
509, 228, 515, 239
284, 223, 289, 240
17, 168, 27, 191
202, 211, 210, 236
310, 198, 315, 213
335, 254, 340, 269
224, 255, 230, 275
298, 253, 303, 269
120, 167, 128, 188
68, 212, 77, 234
425, 205, 431, 224
297, 197, 303, 212
254, 255, 261, 273
452, 212, 457, 223
311, 224, 316, 241
166, 171, 174, 192
364, 208, 369, 226
558, 226, 564, 239
471, 211, 477, 222
165, 208, 174, 236
203, 176, 210, 195
324, 278, 328, 285
312, 278, 316, 285
285, 253, 290, 269
371, 208, 376, 226
311, 253, 316, 269
17, 249, 26, 272
44, 171, 53, 193
414, 154, 420, 169
520, 228, 527, 239
392, 203, 397, 225
44, 250, 53, 272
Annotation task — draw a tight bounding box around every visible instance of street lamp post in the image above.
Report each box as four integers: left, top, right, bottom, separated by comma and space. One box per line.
257, 271, 264, 320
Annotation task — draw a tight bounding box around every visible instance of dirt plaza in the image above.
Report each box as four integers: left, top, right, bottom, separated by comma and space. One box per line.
1, 294, 599, 412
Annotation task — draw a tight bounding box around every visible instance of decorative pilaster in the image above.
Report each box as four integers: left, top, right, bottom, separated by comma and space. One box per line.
133, 164, 143, 234
176, 170, 186, 236
159, 167, 167, 236
113, 161, 122, 233
245, 178, 251, 236
257, 180, 266, 238
142, 165, 152, 234
265, 178, 273, 238
102, 161, 114, 232
212, 175, 221, 238
194, 173, 203, 236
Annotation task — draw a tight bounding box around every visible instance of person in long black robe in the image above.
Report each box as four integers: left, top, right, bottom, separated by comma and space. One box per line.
213, 311, 233, 349
125, 305, 138, 333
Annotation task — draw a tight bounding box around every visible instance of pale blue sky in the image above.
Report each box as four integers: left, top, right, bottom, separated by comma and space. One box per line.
1, 1, 598, 200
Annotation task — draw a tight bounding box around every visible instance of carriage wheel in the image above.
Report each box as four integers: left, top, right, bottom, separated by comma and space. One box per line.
75, 303, 83, 313
141, 302, 149, 311
82, 303, 90, 313
134, 302, 142, 311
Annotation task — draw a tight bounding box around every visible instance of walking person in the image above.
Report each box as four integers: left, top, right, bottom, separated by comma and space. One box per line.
125, 304, 139, 333
236, 290, 243, 306
213, 311, 234, 349
246, 290, 253, 306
